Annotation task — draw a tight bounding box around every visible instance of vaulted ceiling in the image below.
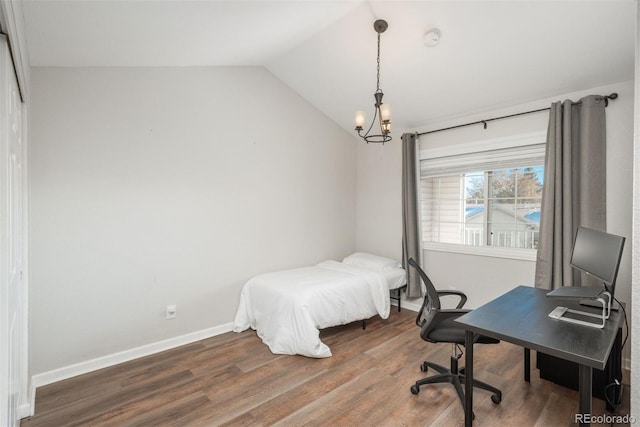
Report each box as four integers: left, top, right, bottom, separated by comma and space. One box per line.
21, 0, 636, 135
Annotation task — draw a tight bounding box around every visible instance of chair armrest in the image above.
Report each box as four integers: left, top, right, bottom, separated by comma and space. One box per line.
436, 290, 468, 309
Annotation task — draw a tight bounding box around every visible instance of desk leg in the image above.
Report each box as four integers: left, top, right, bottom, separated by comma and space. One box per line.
578, 364, 592, 427
524, 348, 530, 382
464, 330, 474, 427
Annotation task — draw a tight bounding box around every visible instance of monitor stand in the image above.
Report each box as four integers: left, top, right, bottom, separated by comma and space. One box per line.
545, 284, 619, 311
548, 291, 612, 329
546, 285, 604, 299
580, 297, 619, 311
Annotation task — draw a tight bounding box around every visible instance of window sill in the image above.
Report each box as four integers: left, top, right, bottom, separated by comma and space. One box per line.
422, 242, 537, 261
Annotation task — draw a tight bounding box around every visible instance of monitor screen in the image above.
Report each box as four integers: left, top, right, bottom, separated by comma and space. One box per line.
570, 226, 625, 293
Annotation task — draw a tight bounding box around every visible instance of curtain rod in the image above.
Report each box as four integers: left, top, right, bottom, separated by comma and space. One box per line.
417, 93, 618, 137
0, 30, 25, 102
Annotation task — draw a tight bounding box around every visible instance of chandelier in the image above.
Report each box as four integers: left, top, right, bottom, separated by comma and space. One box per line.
354, 19, 391, 144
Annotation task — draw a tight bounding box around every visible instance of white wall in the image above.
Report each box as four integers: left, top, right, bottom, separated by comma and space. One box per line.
29, 67, 357, 376
356, 141, 403, 260
421, 252, 536, 310
356, 80, 635, 315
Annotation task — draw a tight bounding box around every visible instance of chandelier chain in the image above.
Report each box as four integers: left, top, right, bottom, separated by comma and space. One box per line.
376, 32, 381, 92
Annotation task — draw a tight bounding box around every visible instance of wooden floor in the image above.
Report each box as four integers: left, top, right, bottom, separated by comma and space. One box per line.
22, 309, 631, 426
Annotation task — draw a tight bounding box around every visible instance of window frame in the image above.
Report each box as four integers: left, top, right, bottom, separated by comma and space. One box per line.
418, 131, 546, 261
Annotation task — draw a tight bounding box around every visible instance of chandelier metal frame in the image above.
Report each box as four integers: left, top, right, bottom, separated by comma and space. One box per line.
355, 19, 392, 144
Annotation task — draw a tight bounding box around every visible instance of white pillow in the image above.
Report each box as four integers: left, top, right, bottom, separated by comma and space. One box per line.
342, 252, 401, 272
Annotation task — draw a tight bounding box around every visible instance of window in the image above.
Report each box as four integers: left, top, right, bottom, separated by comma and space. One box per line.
419, 134, 546, 258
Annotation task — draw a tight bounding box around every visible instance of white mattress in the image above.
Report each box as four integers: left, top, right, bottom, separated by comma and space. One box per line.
382, 267, 407, 290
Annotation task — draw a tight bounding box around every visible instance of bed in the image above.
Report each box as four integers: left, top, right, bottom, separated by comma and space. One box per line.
232, 253, 407, 358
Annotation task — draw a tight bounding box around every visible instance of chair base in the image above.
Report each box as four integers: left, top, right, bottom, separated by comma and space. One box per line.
410, 358, 502, 409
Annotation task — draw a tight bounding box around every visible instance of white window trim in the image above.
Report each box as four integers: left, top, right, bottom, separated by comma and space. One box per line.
419, 130, 546, 159
418, 130, 546, 261
423, 241, 538, 261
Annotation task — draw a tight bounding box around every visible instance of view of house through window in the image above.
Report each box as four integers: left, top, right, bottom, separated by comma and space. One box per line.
421, 166, 544, 249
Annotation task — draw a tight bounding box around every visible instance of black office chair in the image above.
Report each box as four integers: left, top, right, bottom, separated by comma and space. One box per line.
408, 258, 502, 409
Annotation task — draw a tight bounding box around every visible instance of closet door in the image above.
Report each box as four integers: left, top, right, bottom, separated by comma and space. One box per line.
0, 33, 26, 427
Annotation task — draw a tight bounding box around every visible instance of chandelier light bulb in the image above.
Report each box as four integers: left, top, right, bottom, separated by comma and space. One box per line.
355, 110, 366, 129
380, 103, 391, 122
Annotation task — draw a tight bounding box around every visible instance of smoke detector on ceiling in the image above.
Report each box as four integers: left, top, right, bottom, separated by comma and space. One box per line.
424, 29, 441, 47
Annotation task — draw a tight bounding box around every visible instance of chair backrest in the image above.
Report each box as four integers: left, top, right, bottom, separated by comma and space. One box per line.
408, 258, 441, 328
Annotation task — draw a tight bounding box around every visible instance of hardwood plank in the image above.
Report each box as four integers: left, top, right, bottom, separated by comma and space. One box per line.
189, 331, 271, 376
127, 392, 212, 427
381, 366, 461, 427
23, 369, 195, 427
246, 353, 377, 425
272, 368, 393, 426
200, 354, 327, 425
33, 341, 206, 416
81, 375, 206, 427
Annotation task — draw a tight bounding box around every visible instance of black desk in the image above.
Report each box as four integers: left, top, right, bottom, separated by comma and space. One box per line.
455, 285, 623, 427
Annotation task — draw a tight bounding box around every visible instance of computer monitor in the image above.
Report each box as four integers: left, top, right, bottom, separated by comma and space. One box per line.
570, 226, 625, 296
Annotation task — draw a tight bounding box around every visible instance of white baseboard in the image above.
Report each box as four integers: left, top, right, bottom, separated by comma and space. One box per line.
31, 322, 234, 390
18, 402, 32, 419
398, 299, 421, 312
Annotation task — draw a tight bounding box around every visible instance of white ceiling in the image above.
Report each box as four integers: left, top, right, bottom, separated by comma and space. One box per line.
21, 0, 636, 135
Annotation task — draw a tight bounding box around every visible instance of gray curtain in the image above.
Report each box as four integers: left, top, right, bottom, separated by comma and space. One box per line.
401, 132, 423, 298
534, 95, 607, 290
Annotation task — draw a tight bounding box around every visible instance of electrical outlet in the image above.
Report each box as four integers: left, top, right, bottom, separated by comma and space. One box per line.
166, 304, 177, 319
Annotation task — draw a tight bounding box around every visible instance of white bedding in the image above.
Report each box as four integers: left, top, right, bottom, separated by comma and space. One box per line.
382, 267, 407, 290
233, 260, 392, 358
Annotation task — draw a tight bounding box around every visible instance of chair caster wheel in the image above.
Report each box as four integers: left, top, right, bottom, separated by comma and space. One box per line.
491, 393, 502, 404
410, 385, 420, 395
420, 362, 429, 372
